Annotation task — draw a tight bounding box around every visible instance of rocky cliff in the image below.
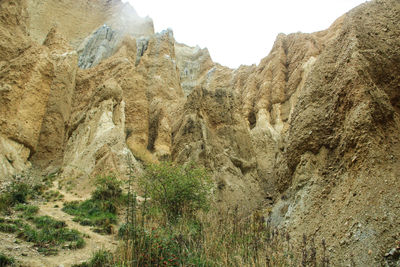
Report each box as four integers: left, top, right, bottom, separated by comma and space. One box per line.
0, 0, 399, 265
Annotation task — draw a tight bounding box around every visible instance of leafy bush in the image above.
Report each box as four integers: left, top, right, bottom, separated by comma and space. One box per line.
0, 181, 33, 213
8, 182, 31, 204
139, 162, 212, 221
91, 175, 122, 201
114, 162, 214, 266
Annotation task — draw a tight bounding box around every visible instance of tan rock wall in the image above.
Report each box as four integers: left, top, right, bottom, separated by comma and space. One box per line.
0, 1, 399, 265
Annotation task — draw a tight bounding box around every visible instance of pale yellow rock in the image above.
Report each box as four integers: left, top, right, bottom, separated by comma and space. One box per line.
0, 135, 31, 180
62, 78, 137, 179
31, 27, 78, 168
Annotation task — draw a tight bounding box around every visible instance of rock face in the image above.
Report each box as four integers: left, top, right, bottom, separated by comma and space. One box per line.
78, 25, 120, 69
26, 0, 154, 47
0, 0, 399, 265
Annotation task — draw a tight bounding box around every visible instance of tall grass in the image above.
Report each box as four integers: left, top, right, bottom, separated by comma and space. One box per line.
108, 203, 330, 266
110, 162, 330, 266
78, 162, 330, 266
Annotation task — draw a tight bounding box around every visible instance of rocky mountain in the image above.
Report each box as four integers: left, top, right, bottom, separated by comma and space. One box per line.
0, 0, 399, 265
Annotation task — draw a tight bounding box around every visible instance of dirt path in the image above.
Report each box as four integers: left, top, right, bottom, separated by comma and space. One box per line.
1, 181, 119, 267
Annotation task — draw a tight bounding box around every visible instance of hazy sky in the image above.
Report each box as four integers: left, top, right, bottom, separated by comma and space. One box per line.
123, 0, 368, 68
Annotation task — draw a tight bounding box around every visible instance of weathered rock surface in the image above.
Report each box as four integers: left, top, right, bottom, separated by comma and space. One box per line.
268, 1, 400, 265
0, 0, 399, 265
78, 25, 120, 69
26, 0, 154, 47
175, 43, 214, 96
0, 0, 52, 178
31, 27, 78, 169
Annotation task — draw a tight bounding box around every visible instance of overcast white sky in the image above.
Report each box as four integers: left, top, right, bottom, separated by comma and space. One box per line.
123, 0, 368, 68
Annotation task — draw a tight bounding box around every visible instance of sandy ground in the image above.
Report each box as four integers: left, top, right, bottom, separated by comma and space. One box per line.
0, 181, 118, 267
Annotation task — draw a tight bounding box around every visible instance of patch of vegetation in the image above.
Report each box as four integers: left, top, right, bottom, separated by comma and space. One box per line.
42, 172, 57, 188
0, 222, 18, 233
32, 215, 66, 229
91, 176, 122, 201
18, 216, 84, 255
63, 200, 117, 234
32, 173, 58, 196
0, 173, 64, 214
0, 172, 63, 214
119, 221, 213, 266
0, 181, 33, 213
139, 162, 212, 222
0, 218, 23, 233
43, 190, 64, 201
62, 175, 123, 234
0, 253, 15, 266
114, 162, 215, 266
113, 162, 331, 266
14, 204, 39, 218
72, 250, 114, 267
0, 215, 84, 255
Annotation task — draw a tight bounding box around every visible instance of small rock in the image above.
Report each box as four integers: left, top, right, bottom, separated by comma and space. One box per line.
385, 248, 400, 257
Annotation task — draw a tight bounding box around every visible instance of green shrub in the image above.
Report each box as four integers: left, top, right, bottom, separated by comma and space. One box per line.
91, 175, 122, 201
72, 250, 114, 267
139, 162, 212, 221
0, 253, 15, 266
0, 181, 33, 213
10, 182, 31, 203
